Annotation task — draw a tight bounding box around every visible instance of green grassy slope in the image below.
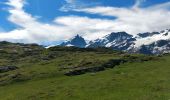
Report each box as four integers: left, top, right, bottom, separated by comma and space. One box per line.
0, 42, 170, 100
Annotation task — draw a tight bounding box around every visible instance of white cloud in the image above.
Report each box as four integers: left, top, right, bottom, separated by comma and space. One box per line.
75, 2, 170, 35
54, 16, 119, 40
6, 0, 25, 10
0, 0, 170, 46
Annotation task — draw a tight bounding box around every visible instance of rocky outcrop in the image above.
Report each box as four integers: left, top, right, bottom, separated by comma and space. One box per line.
64, 59, 126, 76
0, 66, 18, 73
64, 66, 105, 76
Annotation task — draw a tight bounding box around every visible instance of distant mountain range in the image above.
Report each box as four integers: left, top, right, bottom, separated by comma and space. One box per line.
60, 29, 170, 54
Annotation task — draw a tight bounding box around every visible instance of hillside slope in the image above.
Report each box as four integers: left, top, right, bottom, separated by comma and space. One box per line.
0, 42, 169, 100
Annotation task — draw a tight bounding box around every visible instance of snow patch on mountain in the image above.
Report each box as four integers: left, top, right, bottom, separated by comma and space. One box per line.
135, 29, 170, 47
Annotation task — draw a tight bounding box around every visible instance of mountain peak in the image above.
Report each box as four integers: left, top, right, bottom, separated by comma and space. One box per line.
60, 34, 87, 48
75, 34, 81, 37
72, 34, 84, 40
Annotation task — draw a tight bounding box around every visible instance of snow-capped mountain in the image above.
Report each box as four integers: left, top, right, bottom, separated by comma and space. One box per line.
60, 29, 170, 54
60, 35, 87, 48
87, 32, 136, 51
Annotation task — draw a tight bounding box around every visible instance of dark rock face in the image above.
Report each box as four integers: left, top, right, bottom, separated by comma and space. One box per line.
64, 59, 126, 76
0, 66, 18, 73
137, 32, 160, 38
60, 35, 87, 48
138, 45, 153, 55
156, 40, 169, 47
104, 32, 133, 42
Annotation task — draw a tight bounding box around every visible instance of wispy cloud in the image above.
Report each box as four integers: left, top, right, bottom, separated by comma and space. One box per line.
60, 0, 100, 12
133, 0, 146, 9
60, 0, 77, 11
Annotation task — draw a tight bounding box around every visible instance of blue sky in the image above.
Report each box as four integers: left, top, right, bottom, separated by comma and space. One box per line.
0, 0, 170, 44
